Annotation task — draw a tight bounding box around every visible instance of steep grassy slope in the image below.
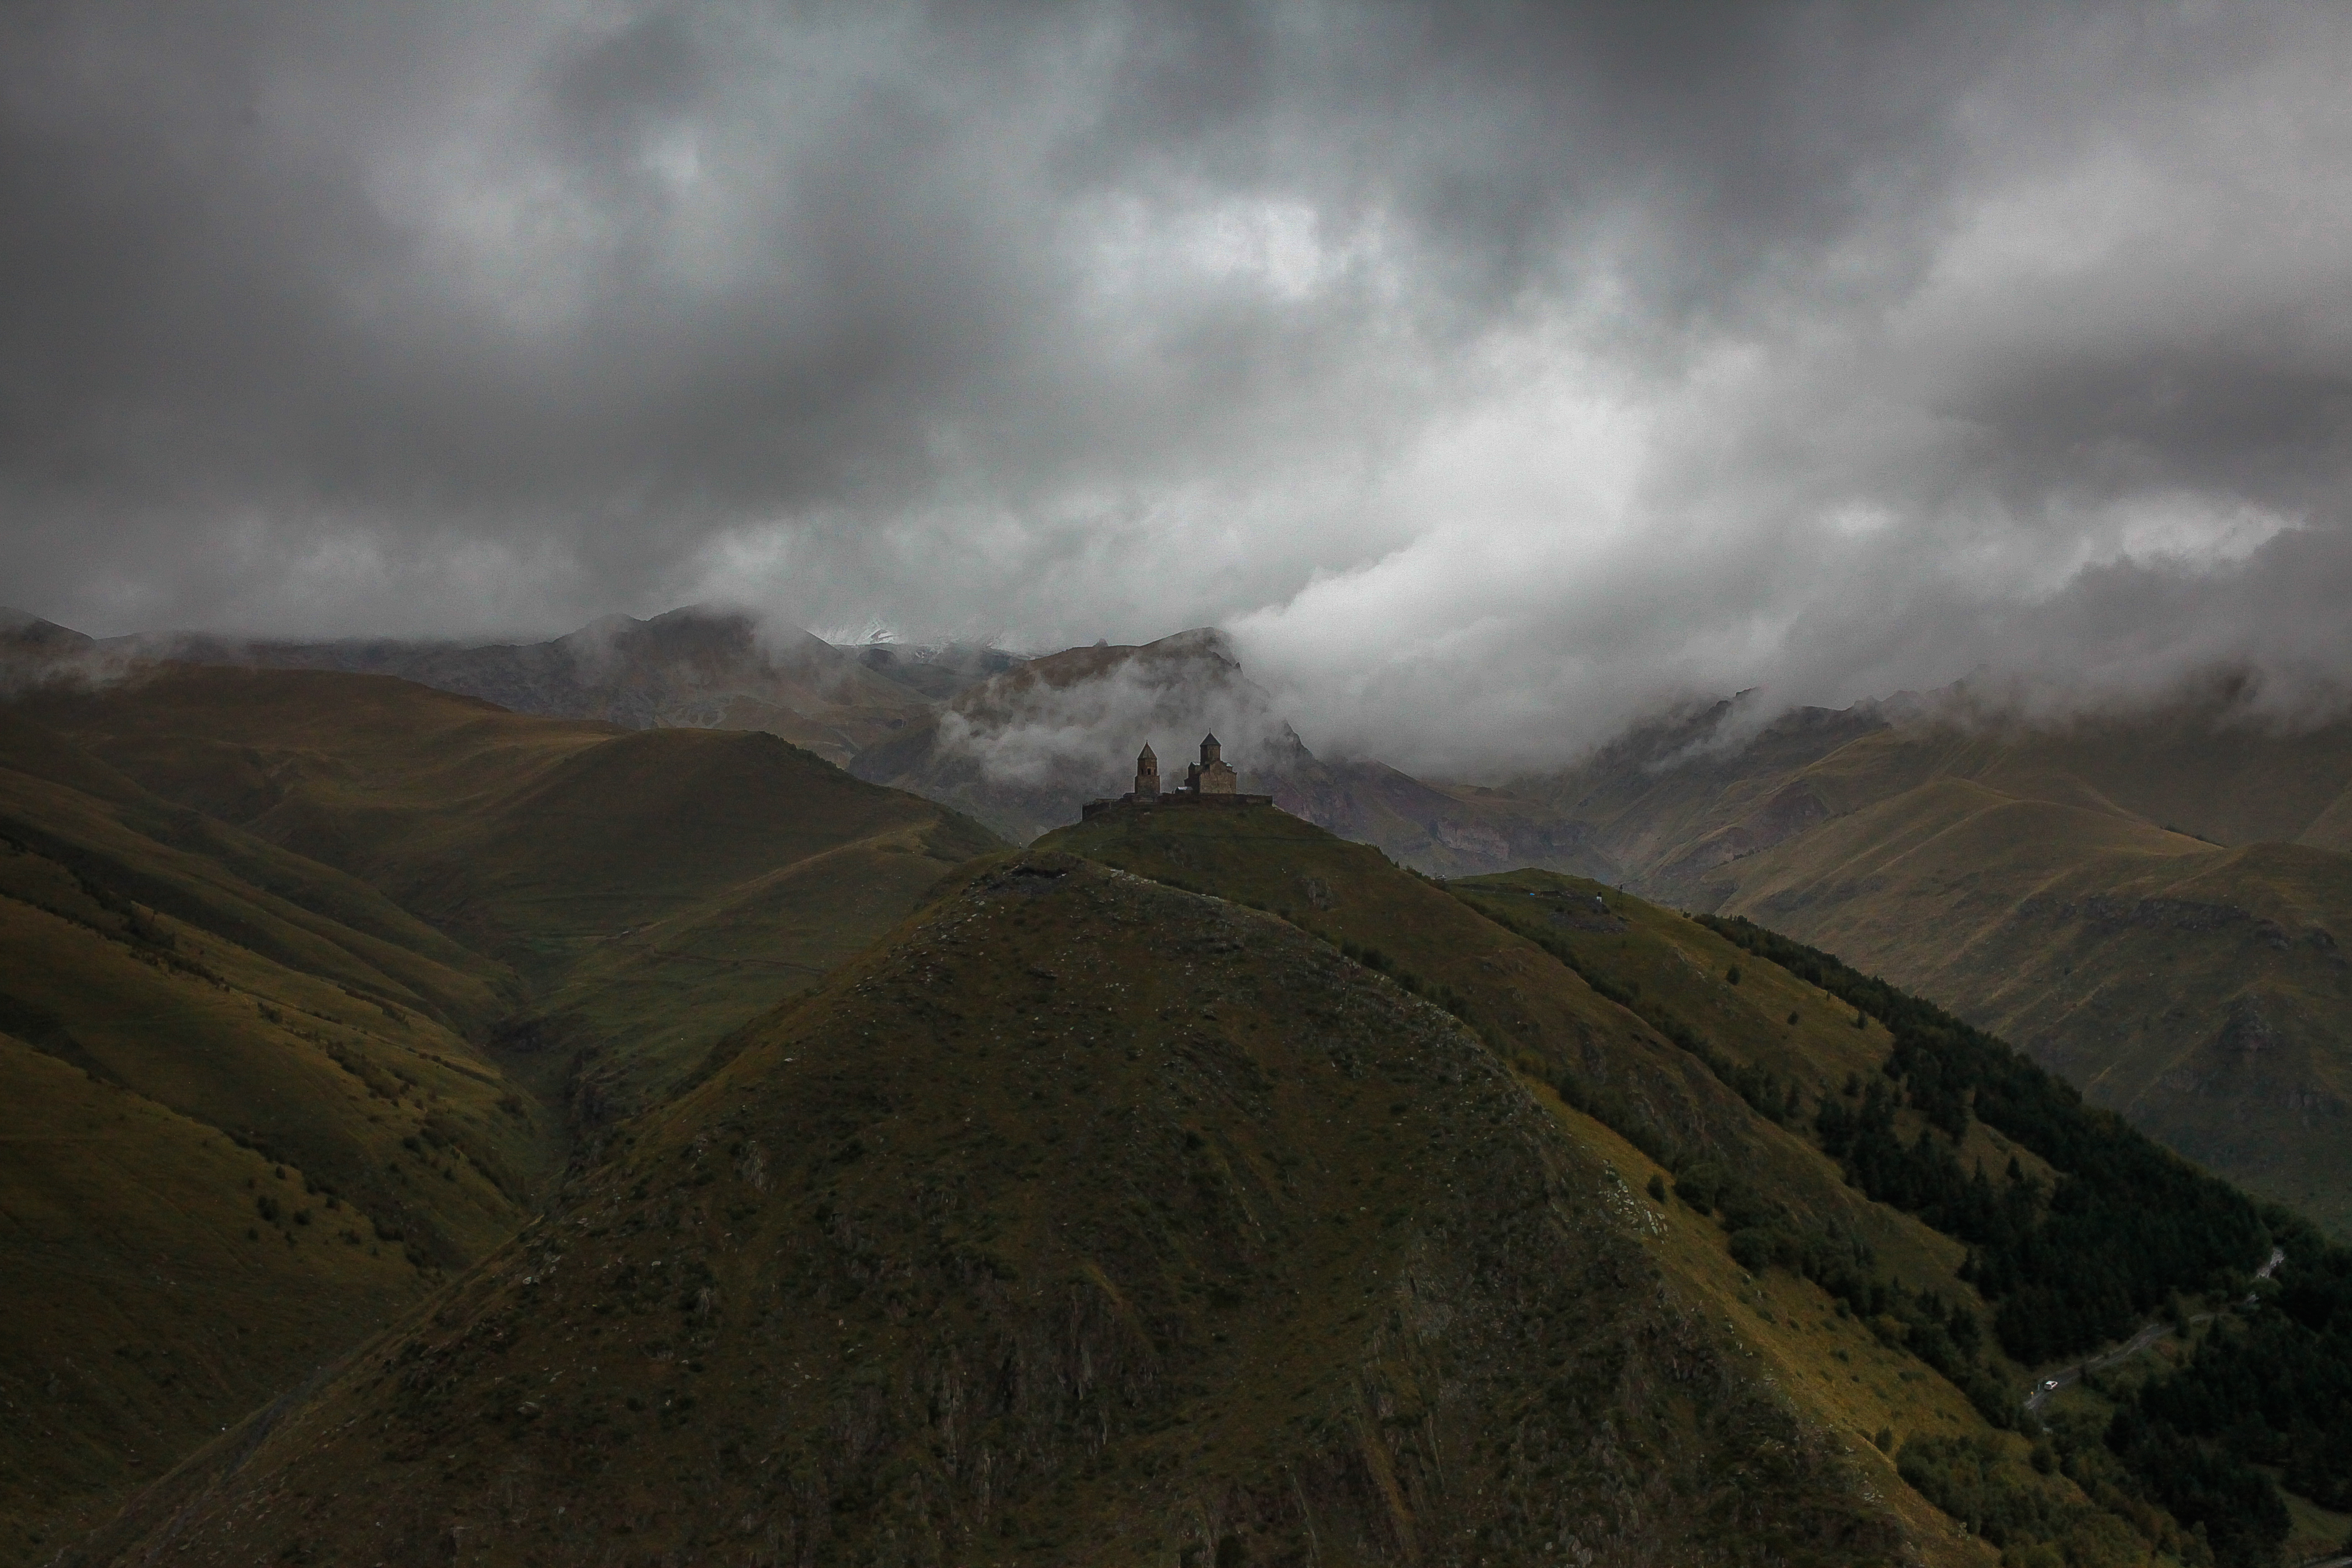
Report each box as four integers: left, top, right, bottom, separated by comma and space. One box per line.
1504, 698, 1889, 884
0, 718, 556, 1261
1, 668, 1002, 1562
1504, 699, 2352, 1240
518, 806, 1003, 1120
1042, 805, 1949, 1258
1719, 780, 2352, 1235
64, 804, 2332, 1565
69, 854, 1932, 1568
0, 707, 516, 1030
0, 1038, 422, 1566
17, 664, 1003, 1113
0, 712, 559, 1559
0, 883, 542, 1258
1693, 910, 2352, 1568
1508, 695, 2352, 887
1045, 805, 2318, 1564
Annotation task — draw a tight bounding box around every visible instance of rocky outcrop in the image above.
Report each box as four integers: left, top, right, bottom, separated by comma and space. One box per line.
2217, 995, 2283, 1055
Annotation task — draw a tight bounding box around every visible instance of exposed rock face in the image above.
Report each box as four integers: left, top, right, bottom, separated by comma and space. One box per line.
852, 640, 1025, 701
849, 629, 1300, 839
2218, 994, 2282, 1055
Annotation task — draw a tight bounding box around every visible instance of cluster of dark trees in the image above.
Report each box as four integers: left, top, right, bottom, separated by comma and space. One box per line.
1706, 915, 2352, 1567
1703, 915, 2272, 1363
1814, 1081, 2039, 1243
2100, 1234, 2352, 1565
1893, 1434, 2099, 1559
1454, 884, 2351, 1561
2102, 1406, 2287, 1568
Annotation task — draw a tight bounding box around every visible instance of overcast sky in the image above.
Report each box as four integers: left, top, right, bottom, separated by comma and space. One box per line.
5, 1, 2350, 769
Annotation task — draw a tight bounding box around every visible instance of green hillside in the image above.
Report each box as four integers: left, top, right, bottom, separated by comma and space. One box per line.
65, 851, 1951, 1567
0, 1037, 422, 1565
19, 689, 2352, 1565
0, 707, 557, 1263
0, 667, 1002, 1562
15, 665, 1003, 1114
1714, 779, 2352, 1237
1506, 700, 2352, 1241
1049, 804, 2351, 1566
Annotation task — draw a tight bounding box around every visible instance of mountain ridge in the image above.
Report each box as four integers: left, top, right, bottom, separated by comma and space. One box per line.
91, 606, 932, 767
54, 848, 1942, 1567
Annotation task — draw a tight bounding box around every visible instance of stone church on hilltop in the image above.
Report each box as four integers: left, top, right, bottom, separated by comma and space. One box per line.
1081, 734, 1274, 820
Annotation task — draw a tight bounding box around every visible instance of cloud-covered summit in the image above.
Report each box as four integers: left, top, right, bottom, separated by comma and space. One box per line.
4, 2, 2349, 770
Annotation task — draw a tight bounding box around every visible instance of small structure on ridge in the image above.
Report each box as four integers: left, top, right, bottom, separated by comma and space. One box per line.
1082, 734, 1273, 820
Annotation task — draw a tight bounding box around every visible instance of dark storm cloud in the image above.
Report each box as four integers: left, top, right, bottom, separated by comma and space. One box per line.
0, 3, 1975, 512
3, 2, 2349, 767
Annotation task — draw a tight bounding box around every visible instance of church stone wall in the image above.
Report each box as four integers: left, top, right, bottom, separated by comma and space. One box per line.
1080, 733, 1271, 820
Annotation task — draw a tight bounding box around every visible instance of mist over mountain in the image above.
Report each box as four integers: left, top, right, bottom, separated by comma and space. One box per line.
28, 602, 1599, 874
7, 4, 2352, 769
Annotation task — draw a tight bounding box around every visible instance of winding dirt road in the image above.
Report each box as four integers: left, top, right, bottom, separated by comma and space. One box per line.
2022, 1247, 2284, 1420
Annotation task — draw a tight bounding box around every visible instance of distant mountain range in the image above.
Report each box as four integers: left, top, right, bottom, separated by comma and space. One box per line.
3, 606, 1601, 874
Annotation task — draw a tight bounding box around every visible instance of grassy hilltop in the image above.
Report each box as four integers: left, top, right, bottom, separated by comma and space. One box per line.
0, 665, 999, 1562
67, 801, 2352, 1566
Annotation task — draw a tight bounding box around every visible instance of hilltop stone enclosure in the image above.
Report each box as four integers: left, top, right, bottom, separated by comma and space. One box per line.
1082, 733, 1275, 821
